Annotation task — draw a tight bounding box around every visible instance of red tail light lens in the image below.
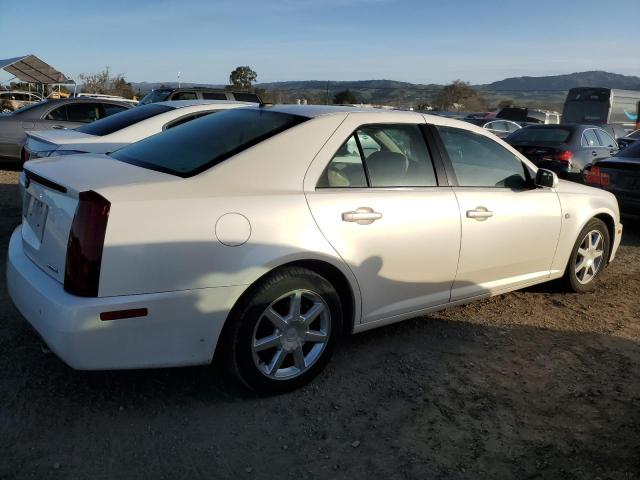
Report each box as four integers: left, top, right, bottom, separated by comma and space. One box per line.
554, 150, 573, 162
584, 166, 610, 187
64, 191, 110, 297
21, 147, 30, 164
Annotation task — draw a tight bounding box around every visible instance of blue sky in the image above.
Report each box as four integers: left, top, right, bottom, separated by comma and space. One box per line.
1, 0, 638, 85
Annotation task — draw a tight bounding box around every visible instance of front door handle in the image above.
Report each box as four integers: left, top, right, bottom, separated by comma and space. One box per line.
591, 151, 598, 156
466, 206, 493, 221
52, 124, 66, 130
342, 207, 382, 225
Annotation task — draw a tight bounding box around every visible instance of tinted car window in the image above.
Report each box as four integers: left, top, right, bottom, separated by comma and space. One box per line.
233, 92, 260, 103
437, 126, 528, 189
497, 107, 527, 122
172, 91, 198, 101
595, 129, 617, 148
66, 103, 100, 122
318, 135, 368, 188
103, 103, 129, 117
45, 105, 67, 121
582, 129, 599, 147
202, 92, 227, 100
358, 124, 437, 187
507, 127, 571, 145
111, 109, 306, 177
76, 104, 173, 136
164, 111, 214, 129
526, 111, 546, 123
617, 139, 640, 158
138, 89, 172, 105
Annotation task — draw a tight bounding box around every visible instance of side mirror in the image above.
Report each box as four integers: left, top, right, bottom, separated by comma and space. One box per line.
534, 168, 558, 188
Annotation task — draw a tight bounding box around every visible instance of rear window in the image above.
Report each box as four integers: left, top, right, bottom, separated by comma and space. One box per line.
507, 127, 572, 145
138, 89, 172, 105
497, 108, 527, 122
75, 104, 173, 136
233, 92, 260, 103
110, 108, 307, 177
617, 140, 640, 158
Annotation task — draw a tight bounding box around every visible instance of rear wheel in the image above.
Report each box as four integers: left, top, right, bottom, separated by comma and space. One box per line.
223, 267, 343, 394
563, 218, 610, 292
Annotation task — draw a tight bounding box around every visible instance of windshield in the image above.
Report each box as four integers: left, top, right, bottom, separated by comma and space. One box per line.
507, 127, 572, 145
9, 101, 48, 115
75, 104, 173, 136
138, 89, 172, 105
110, 108, 307, 177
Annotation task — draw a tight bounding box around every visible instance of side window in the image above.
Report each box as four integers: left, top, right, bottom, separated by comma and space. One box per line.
202, 92, 227, 100
103, 103, 128, 117
358, 124, 437, 187
595, 129, 617, 148
317, 135, 368, 188
66, 103, 100, 122
45, 105, 67, 121
582, 129, 599, 147
436, 126, 529, 189
172, 91, 198, 101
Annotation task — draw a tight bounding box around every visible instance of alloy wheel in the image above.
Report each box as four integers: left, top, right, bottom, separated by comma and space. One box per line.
251, 289, 331, 380
574, 230, 604, 284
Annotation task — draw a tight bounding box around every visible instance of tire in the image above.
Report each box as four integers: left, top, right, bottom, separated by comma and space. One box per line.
222, 266, 343, 394
562, 218, 610, 293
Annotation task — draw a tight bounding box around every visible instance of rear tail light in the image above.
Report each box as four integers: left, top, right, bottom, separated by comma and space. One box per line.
554, 150, 573, 162
64, 191, 111, 297
584, 166, 610, 187
21, 147, 30, 164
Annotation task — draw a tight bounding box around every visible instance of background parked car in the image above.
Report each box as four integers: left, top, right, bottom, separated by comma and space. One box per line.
506, 124, 618, 182
584, 140, 640, 218
617, 129, 640, 150
0, 98, 132, 163
497, 106, 560, 125
138, 87, 261, 105
0, 91, 43, 113
465, 117, 521, 138
23, 100, 252, 160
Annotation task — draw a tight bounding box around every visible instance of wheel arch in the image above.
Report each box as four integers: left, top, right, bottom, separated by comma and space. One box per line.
213, 257, 360, 361
593, 212, 616, 262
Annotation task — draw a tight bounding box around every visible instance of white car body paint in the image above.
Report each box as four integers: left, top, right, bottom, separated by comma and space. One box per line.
7, 105, 623, 370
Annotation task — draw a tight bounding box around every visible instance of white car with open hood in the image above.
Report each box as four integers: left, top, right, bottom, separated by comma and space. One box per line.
22, 100, 252, 160
7, 105, 623, 393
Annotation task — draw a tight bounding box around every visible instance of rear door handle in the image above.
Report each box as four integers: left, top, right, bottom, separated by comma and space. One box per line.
342, 207, 382, 225
52, 124, 66, 130
466, 206, 493, 221
591, 151, 598, 156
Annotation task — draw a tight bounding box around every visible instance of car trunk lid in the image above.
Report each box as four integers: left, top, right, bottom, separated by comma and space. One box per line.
20, 154, 176, 285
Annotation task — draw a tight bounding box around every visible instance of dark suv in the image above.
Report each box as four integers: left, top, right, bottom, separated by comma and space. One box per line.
139, 87, 261, 105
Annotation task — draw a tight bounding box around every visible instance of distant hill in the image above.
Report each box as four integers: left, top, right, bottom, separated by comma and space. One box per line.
130, 71, 640, 110
483, 71, 640, 92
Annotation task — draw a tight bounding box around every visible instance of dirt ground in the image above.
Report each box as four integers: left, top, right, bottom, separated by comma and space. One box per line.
0, 167, 638, 480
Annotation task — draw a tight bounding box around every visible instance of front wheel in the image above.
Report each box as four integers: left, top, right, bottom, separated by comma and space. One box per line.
222, 267, 343, 394
562, 218, 610, 292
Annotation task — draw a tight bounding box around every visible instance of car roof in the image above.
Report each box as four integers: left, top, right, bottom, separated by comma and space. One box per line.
258, 104, 415, 118
154, 99, 255, 108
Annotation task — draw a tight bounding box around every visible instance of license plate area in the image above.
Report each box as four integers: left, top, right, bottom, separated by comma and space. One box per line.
25, 194, 48, 242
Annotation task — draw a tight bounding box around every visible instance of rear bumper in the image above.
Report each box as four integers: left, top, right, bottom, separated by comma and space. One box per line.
7, 226, 246, 370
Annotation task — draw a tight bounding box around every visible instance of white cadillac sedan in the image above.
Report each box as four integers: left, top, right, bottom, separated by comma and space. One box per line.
7, 105, 623, 393
21, 100, 252, 161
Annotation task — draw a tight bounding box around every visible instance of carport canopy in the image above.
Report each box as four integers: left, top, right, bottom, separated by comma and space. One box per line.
0, 54, 74, 84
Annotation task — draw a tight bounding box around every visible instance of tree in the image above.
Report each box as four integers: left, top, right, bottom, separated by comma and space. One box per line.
333, 89, 358, 104
433, 80, 487, 111
229, 66, 257, 91
79, 67, 135, 99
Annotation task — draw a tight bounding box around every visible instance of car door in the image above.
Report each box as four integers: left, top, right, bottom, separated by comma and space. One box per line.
595, 128, 618, 160
433, 125, 562, 301
305, 117, 461, 324
581, 128, 610, 165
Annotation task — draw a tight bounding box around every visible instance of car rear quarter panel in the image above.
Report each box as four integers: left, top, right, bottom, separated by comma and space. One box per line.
97, 113, 361, 314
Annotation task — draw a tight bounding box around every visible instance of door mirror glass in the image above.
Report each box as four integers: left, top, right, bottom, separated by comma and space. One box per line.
534, 168, 558, 188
